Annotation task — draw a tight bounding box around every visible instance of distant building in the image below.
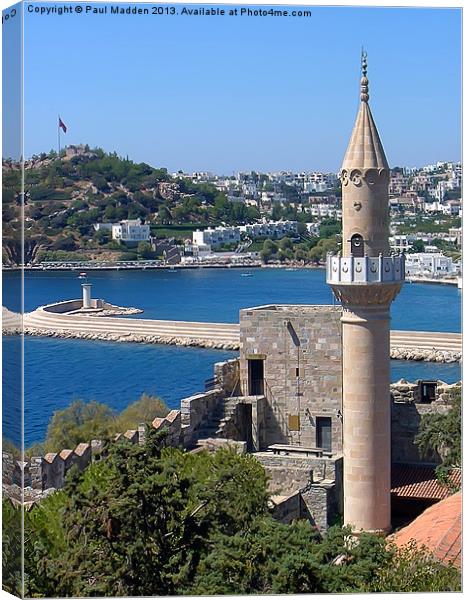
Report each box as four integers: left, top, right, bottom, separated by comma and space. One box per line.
239, 220, 299, 239
64, 144, 89, 158
389, 234, 416, 252
449, 227, 462, 247
111, 219, 150, 243
305, 222, 320, 236
305, 204, 342, 219
192, 226, 241, 248
405, 252, 457, 277
183, 242, 212, 259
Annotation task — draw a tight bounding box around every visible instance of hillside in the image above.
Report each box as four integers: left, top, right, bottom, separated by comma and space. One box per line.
2, 146, 260, 266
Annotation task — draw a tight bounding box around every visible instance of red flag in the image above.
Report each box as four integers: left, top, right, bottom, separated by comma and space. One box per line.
58, 117, 67, 133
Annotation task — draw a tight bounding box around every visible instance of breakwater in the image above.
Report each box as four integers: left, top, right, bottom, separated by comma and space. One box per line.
3, 302, 462, 362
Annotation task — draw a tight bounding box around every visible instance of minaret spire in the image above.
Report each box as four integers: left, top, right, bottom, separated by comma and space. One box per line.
342, 51, 388, 174
360, 49, 369, 102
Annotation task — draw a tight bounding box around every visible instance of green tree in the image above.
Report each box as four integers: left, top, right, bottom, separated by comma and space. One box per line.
94, 229, 111, 245
409, 239, 425, 253
271, 204, 283, 221
2, 499, 22, 597
137, 241, 154, 260
294, 248, 308, 262
114, 394, 168, 432
158, 205, 172, 224
91, 173, 109, 192
263, 239, 278, 253
21, 431, 461, 597
279, 236, 293, 251
25, 431, 269, 597
42, 400, 115, 452
34, 395, 169, 454
319, 218, 341, 239
309, 238, 339, 264
415, 387, 461, 484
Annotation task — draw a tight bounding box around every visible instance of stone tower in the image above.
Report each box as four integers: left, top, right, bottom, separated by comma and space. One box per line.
326, 53, 405, 533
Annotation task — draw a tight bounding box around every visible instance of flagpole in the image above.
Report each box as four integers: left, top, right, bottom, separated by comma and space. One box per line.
58, 115, 61, 156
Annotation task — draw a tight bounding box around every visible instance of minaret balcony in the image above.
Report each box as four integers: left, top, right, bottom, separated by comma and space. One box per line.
326, 253, 405, 285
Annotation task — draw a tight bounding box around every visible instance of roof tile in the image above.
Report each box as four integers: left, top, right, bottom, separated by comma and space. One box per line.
391, 492, 461, 568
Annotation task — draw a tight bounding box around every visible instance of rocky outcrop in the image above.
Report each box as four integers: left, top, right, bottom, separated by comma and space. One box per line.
19, 327, 240, 350
390, 347, 460, 363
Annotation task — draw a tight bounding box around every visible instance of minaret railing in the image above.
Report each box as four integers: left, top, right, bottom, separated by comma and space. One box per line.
326, 253, 405, 284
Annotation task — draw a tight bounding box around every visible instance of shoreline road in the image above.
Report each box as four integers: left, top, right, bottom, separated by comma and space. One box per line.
3, 306, 462, 359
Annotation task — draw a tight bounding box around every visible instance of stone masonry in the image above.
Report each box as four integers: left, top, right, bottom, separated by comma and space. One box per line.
239, 304, 342, 451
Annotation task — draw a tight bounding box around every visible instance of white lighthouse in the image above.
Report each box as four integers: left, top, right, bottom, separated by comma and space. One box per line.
81, 283, 92, 309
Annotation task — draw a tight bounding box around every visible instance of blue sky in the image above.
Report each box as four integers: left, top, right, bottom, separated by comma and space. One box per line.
17, 3, 463, 172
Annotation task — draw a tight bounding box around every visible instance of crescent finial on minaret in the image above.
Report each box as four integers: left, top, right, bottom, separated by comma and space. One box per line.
360, 49, 369, 102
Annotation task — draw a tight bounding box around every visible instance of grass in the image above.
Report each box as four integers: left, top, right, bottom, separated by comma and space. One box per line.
151, 223, 211, 239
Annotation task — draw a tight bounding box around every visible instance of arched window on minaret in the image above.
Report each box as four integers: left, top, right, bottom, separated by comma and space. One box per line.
350, 233, 364, 257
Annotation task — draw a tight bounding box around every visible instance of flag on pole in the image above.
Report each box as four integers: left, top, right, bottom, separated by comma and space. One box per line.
58, 117, 67, 133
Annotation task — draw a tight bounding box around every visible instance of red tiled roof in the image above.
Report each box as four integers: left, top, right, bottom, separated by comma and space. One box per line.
391, 492, 461, 568
391, 464, 461, 500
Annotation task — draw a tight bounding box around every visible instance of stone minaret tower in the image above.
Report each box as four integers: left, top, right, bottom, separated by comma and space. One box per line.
327, 52, 405, 533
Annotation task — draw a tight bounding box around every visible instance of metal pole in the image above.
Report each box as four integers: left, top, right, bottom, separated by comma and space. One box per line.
58, 115, 60, 156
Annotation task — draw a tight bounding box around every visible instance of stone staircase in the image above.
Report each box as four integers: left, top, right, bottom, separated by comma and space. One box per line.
195, 397, 243, 441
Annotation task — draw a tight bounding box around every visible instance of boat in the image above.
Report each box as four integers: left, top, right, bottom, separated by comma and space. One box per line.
241, 273, 253, 277
78, 272, 87, 279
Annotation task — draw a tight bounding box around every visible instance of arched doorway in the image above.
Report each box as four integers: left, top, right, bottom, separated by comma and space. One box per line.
350, 234, 364, 257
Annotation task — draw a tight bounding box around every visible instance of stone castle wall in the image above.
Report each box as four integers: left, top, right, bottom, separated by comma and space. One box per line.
239, 305, 343, 451
256, 452, 343, 531
390, 380, 460, 464
3, 358, 240, 501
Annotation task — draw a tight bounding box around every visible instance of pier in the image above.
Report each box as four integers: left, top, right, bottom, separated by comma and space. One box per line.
3, 302, 461, 360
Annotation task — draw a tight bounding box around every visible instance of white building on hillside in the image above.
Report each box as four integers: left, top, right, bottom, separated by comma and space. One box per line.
239, 220, 299, 239
111, 220, 150, 243
405, 252, 458, 278
192, 221, 299, 249
389, 234, 416, 252
192, 226, 241, 248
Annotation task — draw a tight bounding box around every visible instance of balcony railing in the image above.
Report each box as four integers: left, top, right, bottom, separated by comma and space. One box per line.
326, 253, 405, 285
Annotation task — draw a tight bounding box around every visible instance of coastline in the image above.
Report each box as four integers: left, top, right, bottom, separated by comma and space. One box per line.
3, 301, 461, 363
5, 262, 324, 272
2, 262, 460, 285
3, 328, 461, 363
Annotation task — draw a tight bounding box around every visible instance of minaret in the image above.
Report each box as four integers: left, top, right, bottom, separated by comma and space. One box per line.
327, 52, 404, 533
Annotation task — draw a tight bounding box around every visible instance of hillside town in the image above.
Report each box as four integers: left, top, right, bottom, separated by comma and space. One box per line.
2, 146, 462, 282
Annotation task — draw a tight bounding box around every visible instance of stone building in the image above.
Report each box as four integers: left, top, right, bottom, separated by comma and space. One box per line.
238, 304, 342, 452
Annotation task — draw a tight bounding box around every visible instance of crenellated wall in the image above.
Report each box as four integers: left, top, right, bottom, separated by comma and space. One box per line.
2, 358, 240, 501
390, 380, 460, 464
3, 369, 460, 509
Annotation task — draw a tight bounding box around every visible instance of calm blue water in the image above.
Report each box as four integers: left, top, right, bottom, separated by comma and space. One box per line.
2, 269, 462, 445
4, 268, 462, 331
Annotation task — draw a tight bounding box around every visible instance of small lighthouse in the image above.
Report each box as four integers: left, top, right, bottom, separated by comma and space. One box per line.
327, 52, 405, 533
81, 283, 92, 309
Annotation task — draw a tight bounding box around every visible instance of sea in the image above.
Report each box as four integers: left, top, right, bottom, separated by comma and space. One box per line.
2, 268, 462, 446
